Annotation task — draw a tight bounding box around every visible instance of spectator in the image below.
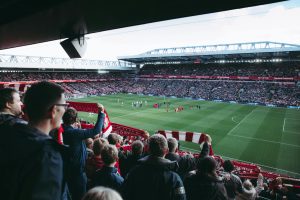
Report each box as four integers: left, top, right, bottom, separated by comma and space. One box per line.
86, 138, 94, 159
107, 133, 122, 146
122, 134, 186, 200
122, 140, 145, 177
0, 81, 67, 200
165, 137, 199, 180
236, 180, 258, 200
94, 145, 124, 193
107, 133, 126, 175
63, 105, 105, 200
222, 160, 244, 200
0, 88, 26, 125
184, 156, 228, 200
86, 138, 108, 181
82, 186, 123, 200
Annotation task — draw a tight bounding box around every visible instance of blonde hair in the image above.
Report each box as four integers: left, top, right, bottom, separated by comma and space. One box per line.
82, 186, 123, 200
243, 179, 253, 190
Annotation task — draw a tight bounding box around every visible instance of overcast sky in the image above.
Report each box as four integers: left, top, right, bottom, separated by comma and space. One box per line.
0, 0, 300, 61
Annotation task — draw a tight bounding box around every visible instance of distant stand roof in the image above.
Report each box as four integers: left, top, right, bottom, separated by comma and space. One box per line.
118, 41, 300, 64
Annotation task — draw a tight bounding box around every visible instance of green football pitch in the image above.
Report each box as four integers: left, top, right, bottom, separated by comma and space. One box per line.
70, 94, 300, 177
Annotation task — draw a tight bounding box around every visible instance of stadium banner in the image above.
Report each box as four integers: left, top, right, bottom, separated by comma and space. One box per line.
139, 75, 299, 81
67, 101, 112, 137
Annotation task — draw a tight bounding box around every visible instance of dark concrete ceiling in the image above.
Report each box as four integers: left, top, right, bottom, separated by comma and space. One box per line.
0, 0, 284, 50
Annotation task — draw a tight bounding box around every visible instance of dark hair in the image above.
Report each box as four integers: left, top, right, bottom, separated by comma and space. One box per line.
131, 140, 144, 155
148, 134, 168, 157
107, 133, 119, 145
24, 82, 64, 122
0, 88, 17, 110
223, 160, 235, 172
198, 156, 217, 174
62, 107, 77, 125
101, 145, 118, 165
167, 137, 178, 153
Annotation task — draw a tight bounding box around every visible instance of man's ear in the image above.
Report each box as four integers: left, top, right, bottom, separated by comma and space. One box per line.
49, 105, 57, 119
5, 102, 12, 109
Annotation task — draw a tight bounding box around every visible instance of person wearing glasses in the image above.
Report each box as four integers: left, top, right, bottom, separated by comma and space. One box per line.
62, 104, 105, 200
0, 81, 68, 200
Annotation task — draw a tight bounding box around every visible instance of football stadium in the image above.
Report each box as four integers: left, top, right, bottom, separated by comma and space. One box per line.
0, 0, 300, 200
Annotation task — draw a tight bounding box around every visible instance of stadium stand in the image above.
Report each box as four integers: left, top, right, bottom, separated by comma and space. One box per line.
1, 62, 299, 107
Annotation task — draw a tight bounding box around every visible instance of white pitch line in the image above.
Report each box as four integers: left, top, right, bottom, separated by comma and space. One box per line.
227, 109, 256, 136
282, 118, 300, 135
229, 134, 300, 148
283, 118, 286, 132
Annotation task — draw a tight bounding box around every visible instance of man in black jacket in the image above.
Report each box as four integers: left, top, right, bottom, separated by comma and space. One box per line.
0, 81, 68, 200
0, 88, 26, 125
122, 134, 186, 200
121, 140, 145, 178
184, 156, 228, 200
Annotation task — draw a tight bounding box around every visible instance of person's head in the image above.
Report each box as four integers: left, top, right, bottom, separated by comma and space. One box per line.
0, 88, 23, 116
85, 138, 94, 150
107, 133, 120, 145
101, 145, 118, 166
198, 156, 217, 176
243, 179, 253, 190
62, 107, 77, 126
82, 186, 123, 200
167, 137, 178, 153
223, 160, 235, 173
24, 81, 66, 128
117, 135, 123, 145
93, 138, 109, 156
131, 140, 144, 156
148, 134, 168, 157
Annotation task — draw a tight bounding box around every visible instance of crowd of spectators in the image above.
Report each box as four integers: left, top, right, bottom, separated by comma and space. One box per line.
61, 79, 299, 106
139, 63, 300, 77
1, 63, 299, 107
0, 71, 123, 82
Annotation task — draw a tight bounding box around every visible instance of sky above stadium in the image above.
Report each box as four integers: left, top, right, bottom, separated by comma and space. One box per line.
0, 0, 300, 61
